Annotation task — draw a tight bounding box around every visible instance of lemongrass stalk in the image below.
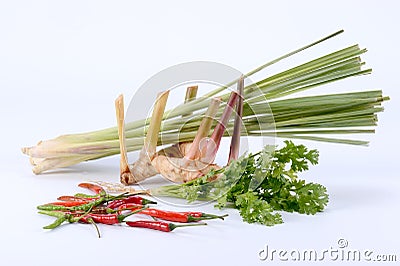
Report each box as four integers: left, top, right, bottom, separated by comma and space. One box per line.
144, 91, 170, 155
184, 97, 221, 160
202, 91, 239, 163
184, 86, 199, 104
182, 86, 198, 118
115, 94, 132, 180
115, 94, 135, 185
228, 76, 244, 163
127, 91, 170, 184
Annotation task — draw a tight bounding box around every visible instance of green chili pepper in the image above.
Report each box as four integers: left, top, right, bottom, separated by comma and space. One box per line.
73, 193, 100, 199
69, 197, 105, 211
38, 210, 66, 218
43, 216, 67, 229
37, 204, 69, 211
37, 196, 105, 212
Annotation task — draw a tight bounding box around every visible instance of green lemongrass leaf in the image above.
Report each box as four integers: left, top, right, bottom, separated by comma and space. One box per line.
203, 29, 346, 99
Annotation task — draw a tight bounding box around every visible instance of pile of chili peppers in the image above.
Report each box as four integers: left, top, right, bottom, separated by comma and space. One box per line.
37, 183, 227, 237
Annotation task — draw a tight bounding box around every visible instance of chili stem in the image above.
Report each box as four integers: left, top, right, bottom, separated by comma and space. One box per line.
169, 222, 207, 231
87, 217, 101, 238
119, 206, 149, 222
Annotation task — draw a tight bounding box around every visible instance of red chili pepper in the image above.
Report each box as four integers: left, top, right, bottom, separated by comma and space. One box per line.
78, 183, 105, 195
79, 213, 121, 225
57, 196, 92, 202
45, 201, 88, 207
144, 209, 201, 223
126, 220, 206, 232
78, 207, 146, 225
117, 204, 226, 222
107, 196, 156, 209
118, 203, 189, 223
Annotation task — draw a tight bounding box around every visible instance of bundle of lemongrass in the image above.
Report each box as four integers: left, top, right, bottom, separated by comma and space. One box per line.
22, 30, 389, 176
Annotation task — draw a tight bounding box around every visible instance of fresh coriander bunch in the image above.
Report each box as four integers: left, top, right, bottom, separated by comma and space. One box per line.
151, 141, 328, 226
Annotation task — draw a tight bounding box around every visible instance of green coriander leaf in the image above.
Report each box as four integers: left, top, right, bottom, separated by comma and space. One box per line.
235, 191, 283, 226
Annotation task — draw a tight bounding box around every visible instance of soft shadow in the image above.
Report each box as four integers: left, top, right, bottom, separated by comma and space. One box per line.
35, 159, 119, 180
327, 181, 397, 210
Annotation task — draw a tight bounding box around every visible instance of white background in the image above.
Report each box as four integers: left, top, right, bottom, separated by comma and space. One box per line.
1, 1, 399, 265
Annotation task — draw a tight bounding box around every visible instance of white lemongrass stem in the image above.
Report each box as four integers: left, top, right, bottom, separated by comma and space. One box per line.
115, 94, 134, 185
184, 86, 199, 104
228, 75, 245, 163
144, 91, 170, 156
126, 91, 170, 184
91, 181, 149, 194
202, 91, 239, 163
184, 97, 221, 161
182, 86, 199, 118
